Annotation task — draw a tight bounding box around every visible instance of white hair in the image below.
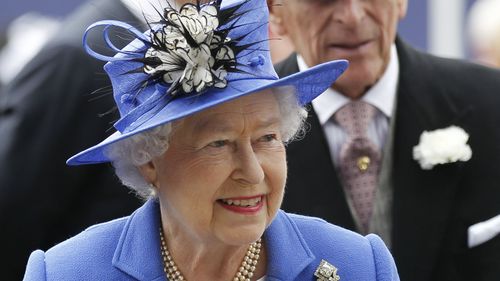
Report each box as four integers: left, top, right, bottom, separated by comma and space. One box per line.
105, 87, 308, 199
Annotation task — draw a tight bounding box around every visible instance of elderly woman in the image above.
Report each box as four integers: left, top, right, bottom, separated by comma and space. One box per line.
23, 0, 399, 280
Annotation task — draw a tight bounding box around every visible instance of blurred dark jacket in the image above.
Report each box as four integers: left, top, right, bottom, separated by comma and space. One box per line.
0, 0, 144, 279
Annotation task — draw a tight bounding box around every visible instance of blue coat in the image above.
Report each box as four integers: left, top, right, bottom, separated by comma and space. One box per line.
24, 200, 399, 280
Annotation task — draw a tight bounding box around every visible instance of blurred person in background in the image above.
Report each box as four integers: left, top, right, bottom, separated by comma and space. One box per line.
268, 7, 294, 63
0, 0, 146, 279
0, 13, 60, 86
0, 31, 5, 97
270, 0, 500, 280
467, 0, 500, 67
0, 31, 6, 51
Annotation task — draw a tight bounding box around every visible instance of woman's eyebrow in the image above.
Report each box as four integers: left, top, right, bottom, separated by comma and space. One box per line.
193, 117, 237, 134
193, 115, 280, 134
253, 116, 281, 130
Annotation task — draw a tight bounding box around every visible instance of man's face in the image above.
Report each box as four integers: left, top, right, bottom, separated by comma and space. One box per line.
271, 0, 407, 98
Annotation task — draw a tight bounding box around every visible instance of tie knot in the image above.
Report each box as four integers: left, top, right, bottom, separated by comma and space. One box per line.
334, 101, 377, 137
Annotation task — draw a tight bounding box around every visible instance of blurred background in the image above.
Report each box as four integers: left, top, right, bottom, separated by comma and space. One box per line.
0, 0, 485, 58
1, 0, 499, 89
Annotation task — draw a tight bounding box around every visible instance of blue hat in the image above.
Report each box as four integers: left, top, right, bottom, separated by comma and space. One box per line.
67, 0, 348, 165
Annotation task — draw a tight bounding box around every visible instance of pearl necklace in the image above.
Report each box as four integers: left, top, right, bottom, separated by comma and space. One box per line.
159, 228, 262, 281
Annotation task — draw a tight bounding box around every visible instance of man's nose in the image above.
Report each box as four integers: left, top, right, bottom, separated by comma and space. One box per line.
331, 0, 366, 26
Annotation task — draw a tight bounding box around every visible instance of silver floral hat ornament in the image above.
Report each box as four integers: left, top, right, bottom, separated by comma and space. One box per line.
67, 0, 348, 165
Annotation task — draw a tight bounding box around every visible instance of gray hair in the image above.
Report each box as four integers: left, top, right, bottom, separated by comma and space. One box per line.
105, 87, 308, 199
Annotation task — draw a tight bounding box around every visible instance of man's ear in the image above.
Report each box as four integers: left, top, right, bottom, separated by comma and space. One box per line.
138, 161, 158, 187
397, 0, 408, 19
268, 0, 287, 36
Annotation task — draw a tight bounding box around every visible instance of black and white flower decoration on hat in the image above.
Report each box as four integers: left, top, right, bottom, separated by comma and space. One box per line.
136, 0, 257, 96
82, 0, 272, 133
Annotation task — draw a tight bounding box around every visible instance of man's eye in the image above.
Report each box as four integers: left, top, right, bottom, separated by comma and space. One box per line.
208, 140, 228, 148
297, 0, 332, 6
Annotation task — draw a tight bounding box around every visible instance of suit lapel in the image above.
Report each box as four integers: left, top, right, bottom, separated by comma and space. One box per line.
391, 39, 469, 279
277, 55, 356, 230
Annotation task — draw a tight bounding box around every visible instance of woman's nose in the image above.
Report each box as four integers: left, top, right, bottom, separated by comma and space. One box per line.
231, 143, 265, 186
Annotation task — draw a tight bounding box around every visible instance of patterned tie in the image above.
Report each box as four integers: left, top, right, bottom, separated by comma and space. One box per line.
334, 101, 381, 233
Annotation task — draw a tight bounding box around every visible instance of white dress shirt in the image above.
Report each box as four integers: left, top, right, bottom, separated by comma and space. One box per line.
297, 45, 399, 167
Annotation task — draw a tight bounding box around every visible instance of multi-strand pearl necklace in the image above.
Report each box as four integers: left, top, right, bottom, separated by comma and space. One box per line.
159, 228, 262, 281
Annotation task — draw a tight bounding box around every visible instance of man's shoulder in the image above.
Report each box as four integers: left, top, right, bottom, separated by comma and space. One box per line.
398, 41, 500, 89
396, 40, 500, 113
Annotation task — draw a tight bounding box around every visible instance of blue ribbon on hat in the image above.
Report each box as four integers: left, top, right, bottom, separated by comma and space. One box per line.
114, 84, 174, 133
83, 20, 149, 62
83, 20, 170, 133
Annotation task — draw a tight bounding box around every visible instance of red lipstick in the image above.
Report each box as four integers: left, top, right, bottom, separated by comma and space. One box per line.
218, 195, 265, 214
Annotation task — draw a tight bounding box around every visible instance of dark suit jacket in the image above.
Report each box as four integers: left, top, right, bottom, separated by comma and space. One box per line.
0, 0, 144, 279
275, 38, 500, 281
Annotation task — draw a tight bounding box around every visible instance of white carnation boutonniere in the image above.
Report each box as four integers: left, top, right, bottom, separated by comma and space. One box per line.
413, 125, 472, 170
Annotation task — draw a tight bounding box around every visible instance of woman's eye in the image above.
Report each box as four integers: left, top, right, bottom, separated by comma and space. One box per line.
208, 140, 228, 148
260, 134, 277, 142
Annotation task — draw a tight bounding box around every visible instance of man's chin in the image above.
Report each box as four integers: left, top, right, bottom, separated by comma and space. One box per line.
332, 71, 378, 99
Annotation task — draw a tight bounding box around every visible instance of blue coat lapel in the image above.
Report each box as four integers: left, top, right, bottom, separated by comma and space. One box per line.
111, 202, 317, 280
112, 199, 165, 281
265, 210, 316, 280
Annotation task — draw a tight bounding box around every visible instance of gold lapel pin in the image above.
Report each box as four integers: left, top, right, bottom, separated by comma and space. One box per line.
357, 156, 371, 172
314, 259, 340, 281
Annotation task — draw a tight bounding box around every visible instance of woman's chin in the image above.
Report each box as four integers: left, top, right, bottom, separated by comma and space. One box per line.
215, 226, 265, 246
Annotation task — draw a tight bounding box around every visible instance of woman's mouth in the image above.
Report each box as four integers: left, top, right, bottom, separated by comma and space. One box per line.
218, 195, 264, 213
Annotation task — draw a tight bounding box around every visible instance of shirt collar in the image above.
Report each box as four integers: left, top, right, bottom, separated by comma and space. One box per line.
298, 45, 399, 125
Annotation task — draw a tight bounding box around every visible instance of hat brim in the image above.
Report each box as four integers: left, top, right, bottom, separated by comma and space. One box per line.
67, 59, 348, 165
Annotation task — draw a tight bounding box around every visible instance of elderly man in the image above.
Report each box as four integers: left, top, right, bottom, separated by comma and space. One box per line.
270, 0, 500, 280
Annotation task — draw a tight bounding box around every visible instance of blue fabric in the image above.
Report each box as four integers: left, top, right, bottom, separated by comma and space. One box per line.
66, 0, 348, 166
23, 200, 399, 281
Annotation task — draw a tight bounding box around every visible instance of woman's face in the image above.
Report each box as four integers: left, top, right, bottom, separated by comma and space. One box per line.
141, 90, 287, 246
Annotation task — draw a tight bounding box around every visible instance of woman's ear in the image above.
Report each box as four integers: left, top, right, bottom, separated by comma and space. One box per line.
138, 161, 158, 187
